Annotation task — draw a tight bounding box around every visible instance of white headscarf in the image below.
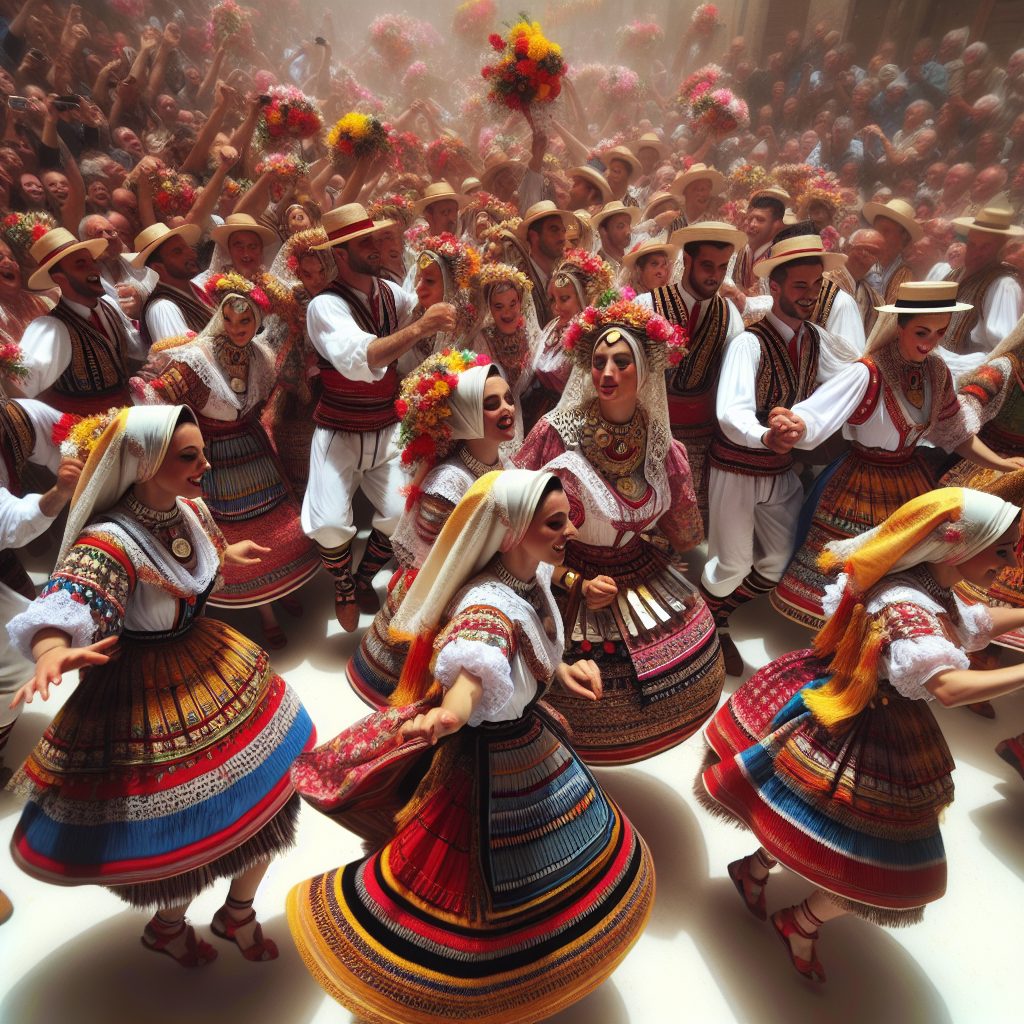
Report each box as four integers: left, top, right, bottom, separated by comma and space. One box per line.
59, 405, 196, 561
446, 363, 500, 441
391, 468, 555, 640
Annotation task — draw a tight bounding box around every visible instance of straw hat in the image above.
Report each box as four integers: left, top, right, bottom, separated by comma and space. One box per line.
592, 200, 641, 232
951, 206, 1024, 239
753, 234, 848, 278
516, 200, 574, 241
670, 220, 747, 251
131, 222, 202, 269
862, 198, 924, 243
632, 132, 669, 161
28, 227, 108, 291
671, 163, 726, 196
312, 203, 395, 250
209, 213, 278, 249
412, 182, 468, 218
568, 165, 613, 204
875, 280, 974, 314
750, 185, 791, 205
479, 153, 525, 192
602, 145, 641, 176
642, 191, 680, 221
622, 238, 680, 271
461, 176, 482, 194
566, 210, 594, 249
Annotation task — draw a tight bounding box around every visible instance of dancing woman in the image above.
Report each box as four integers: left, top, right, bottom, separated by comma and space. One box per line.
703, 488, 1024, 982
131, 276, 320, 647
347, 349, 516, 705
770, 282, 1024, 630
287, 469, 654, 1023
7, 405, 314, 965
516, 296, 725, 765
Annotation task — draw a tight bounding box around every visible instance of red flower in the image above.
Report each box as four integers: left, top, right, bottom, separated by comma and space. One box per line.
488, 33, 505, 51
514, 36, 529, 57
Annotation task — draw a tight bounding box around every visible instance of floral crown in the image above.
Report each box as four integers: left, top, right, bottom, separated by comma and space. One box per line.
204, 271, 272, 314
477, 261, 532, 295
284, 228, 330, 271
417, 233, 482, 291
368, 193, 416, 226
52, 407, 122, 461
2, 211, 58, 254
395, 348, 493, 481
481, 217, 521, 246
562, 291, 687, 369
552, 248, 614, 300
464, 190, 517, 225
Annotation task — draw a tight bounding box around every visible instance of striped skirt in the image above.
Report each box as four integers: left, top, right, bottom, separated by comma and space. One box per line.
771, 445, 934, 630
9, 617, 315, 906
701, 649, 954, 925
347, 569, 415, 707
288, 707, 654, 1024
200, 414, 320, 607
941, 459, 1024, 651
549, 538, 725, 766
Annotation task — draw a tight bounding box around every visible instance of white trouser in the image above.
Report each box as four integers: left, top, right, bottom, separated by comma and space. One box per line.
301, 425, 404, 549
701, 466, 803, 597
0, 583, 32, 729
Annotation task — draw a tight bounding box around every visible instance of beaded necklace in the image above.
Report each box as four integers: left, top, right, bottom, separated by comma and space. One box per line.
122, 490, 195, 564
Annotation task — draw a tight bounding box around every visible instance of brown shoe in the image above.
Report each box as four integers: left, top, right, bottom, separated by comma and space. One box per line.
718, 631, 744, 677
334, 582, 360, 631
354, 581, 381, 615
965, 700, 996, 720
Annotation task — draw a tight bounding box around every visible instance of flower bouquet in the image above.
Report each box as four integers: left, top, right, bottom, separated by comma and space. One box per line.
2, 211, 58, 254
256, 86, 323, 145
387, 129, 426, 174
368, 14, 417, 66
599, 65, 642, 104
691, 3, 720, 36
0, 341, 29, 385
453, 0, 497, 44
718, 198, 747, 228
677, 62, 725, 109
254, 151, 309, 181
482, 16, 566, 115
772, 163, 816, 201
426, 136, 473, 180
688, 86, 749, 137
327, 113, 391, 165
207, 1, 255, 51
152, 172, 198, 218
617, 21, 662, 59
728, 162, 775, 199
402, 61, 431, 93
331, 68, 385, 115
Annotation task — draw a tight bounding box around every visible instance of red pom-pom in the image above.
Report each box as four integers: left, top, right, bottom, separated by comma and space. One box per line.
602, 641, 616, 654
580, 640, 592, 653
51, 412, 81, 446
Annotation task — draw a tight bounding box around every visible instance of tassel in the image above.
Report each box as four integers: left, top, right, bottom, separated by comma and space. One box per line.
805, 601, 884, 729
390, 631, 440, 707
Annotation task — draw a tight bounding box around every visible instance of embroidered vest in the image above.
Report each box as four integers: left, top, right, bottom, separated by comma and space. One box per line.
314, 280, 400, 433
810, 277, 841, 330
43, 300, 131, 412
0, 397, 35, 497
142, 282, 213, 345
942, 262, 1020, 353
708, 318, 821, 476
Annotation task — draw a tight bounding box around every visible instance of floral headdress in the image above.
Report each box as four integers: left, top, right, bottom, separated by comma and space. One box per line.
368, 193, 416, 228
562, 291, 687, 370
797, 170, 845, 218
417, 233, 482, 335
477, 261, 532, 298
283, 227, 331, 272
204, 271, 272, 313
551, 248, 614, 304
426, 136, 472, 179
463, 190, 518, 226
395, 348, 492, 479
52, 407, 123, 461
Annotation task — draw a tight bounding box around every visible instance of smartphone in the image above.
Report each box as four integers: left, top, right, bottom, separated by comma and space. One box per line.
7, 96, 30, 111
27, 48, 49, 63
53, 99, 80, 112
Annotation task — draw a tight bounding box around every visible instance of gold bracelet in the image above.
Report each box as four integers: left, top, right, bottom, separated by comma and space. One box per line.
561, 569, 580, 591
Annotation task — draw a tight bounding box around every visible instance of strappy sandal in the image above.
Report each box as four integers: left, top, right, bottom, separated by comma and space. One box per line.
772, 903, 826, 983
727, 850, 775, 920
141, 914, 217, 968
211, 901, 279, 962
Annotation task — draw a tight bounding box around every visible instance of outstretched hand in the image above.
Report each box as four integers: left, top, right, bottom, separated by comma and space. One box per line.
11, 635, 119, 709
225, 540, 271, 566
556, 659, 602, 701
582, 575, 618, 610
399, 707, 462, 745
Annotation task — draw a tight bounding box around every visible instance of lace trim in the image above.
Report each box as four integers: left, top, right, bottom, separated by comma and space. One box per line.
434, 637, 516, 727
8, 587, 96, 660
882, 636, 968, 701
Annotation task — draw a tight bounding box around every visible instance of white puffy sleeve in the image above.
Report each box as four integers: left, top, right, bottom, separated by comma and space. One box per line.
305, 292, 384, 383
